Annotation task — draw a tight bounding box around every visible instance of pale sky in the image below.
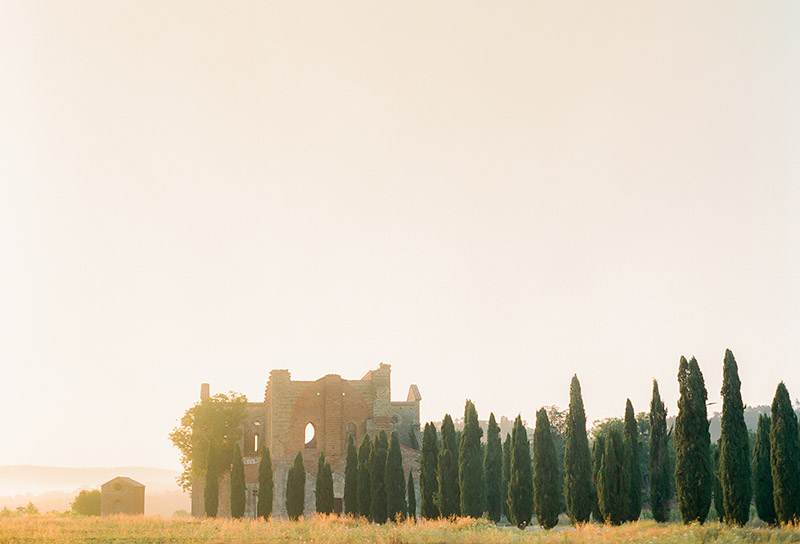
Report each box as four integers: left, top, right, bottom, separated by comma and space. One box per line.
1, 2, 798, 471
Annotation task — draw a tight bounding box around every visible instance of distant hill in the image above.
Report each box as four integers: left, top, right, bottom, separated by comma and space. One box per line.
0, 466, 189, 517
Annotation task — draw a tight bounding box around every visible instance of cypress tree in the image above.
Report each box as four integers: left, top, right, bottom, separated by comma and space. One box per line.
752, 414, 776, 524
502, 432, 511, 522
257, 444, 273, 519
770, 382, 800, 524
230, 442, 246, 519
564, 375, 593, 524
484, 413, 503, 523
204, 442, 219, 518
357, 435, 372, 518
648, 380, 670, 523
407, 471, 417, 521
438, 414, 460, 518
674, 356, 712, 524
370, 430, 389, 523
315, 451, 334, 515
712, 441, 724, 522
623, 399, 641, 522
285, 451, 305, 520
459, 400, 485, 518
344, 434, 358, 516
386, 431, 407, 522
508, 415, 533, 529
719, 349, 751, 525
590, 436, 604, 523
598, 428, 625, 525
533, 408, 561, 530
419, 422, 439, 519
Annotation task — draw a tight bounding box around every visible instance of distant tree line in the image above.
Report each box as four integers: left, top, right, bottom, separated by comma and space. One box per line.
175, 348, 800, 526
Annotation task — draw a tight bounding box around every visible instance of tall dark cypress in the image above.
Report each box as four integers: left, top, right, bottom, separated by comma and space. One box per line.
419, 422, 439, 519
533, 408, 561, 530
590, 436, 604, 523
285, 451, 306, 520
719, 349, 751, 525
508, 415, 533, 529
598, 428, 625, 525
230, 442, 246, 519
564, 375, 593, 524
315, 451, 334, 514
770, 382, 800, 524
674, 356, 712, 524
357, 435, 372, 518
407, 471, 417, 521
386, 431, 407, 522
502, 432, 511, 522
370, 430, 389, 523
623, 399, 641, 522
438, 414, 460, 519
752, 414, 776, 525
459, 400, 485, 518
344, 434, 358, 516
648, 380, 670, 523
257, 444, 273, 519
484, 413, 503, 523
204, 442, 219, 518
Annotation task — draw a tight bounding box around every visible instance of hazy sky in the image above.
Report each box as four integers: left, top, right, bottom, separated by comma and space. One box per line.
1, 2, 798, 470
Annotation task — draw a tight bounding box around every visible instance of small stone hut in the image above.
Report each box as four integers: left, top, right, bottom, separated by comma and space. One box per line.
100, 476, 145, 516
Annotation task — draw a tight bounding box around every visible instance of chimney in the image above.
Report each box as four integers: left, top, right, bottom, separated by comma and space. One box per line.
200, 383, 210, 400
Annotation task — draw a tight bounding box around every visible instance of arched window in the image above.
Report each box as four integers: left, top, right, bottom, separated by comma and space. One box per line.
304, 422, 317, 449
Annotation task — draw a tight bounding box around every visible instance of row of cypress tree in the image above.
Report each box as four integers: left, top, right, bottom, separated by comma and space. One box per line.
202, 349, 799, 526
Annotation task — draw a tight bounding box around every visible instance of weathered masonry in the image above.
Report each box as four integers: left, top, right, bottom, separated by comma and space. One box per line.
191, 363, 422, 518
101, 476, 145, 516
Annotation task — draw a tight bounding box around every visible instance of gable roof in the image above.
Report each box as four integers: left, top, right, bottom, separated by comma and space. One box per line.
101, 476, 145, 488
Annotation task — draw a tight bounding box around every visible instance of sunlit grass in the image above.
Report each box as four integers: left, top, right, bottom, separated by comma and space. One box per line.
1, 515, 798, 543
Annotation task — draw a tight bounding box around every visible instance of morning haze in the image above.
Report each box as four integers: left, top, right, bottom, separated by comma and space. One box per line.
0, 0, 797, 479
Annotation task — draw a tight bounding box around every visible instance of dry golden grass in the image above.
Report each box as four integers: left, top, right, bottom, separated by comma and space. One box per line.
1, 515, 799, 544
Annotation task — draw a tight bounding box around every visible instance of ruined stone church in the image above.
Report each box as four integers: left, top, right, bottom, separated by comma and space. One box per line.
191, 363, 422, 518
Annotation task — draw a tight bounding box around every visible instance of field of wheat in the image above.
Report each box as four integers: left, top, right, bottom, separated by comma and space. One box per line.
1, 515, 799, 544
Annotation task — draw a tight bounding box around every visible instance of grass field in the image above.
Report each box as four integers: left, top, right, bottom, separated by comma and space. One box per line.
1, 515, 799, 544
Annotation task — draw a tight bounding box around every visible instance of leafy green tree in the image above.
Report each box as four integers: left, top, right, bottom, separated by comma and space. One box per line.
438, 414, 460, 518
357, 435, 372, 518
508, 415, 533, 529
230, 442, 246, 519
623, 399, 641, 522
169, 391, 248, 491
370, 430, 389, 523
459, 400, 485, 518
598, 428, 625, 525
752, 414, 776, 524
712, 441, 724, 522
344, 434, 358, 516
770, 382, 800, 524
648, 380, 671, 523
718, 349, 751, 525
315, 451, 334, 514
71, 489, 100, 516
285, 451, 306, 520
564, 375, 593, 524
674, 356, 712, 524
533, 408, 561, 529
420, 422, 439, 519
386, 431, 407, 522
257, 444, 273, 519
408, 428, 420, 450
502, 432, 511, 522
407, 471, 417, 521
590, 435, 604, 522
204, 442, 219, 518
484, 413, 503, 523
